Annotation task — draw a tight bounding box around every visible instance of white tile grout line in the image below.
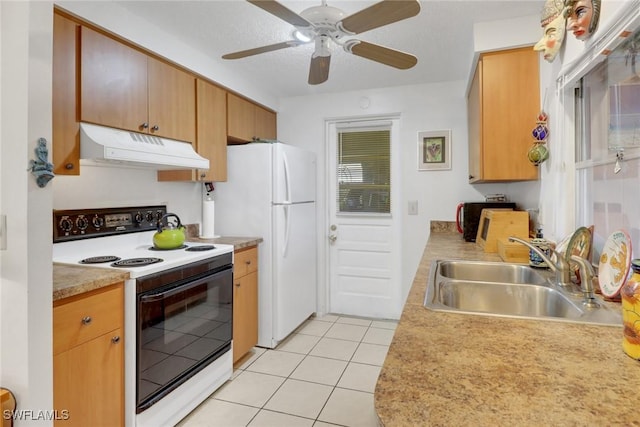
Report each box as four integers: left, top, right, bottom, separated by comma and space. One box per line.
207, 314, 395, 426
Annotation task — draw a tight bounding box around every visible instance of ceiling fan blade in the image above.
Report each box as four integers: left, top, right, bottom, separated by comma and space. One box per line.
247, 0, 313, 28
339, 0, 420, 35
308, 55, 331, 85
222, 40, 303, 59
347, 40, 417, 69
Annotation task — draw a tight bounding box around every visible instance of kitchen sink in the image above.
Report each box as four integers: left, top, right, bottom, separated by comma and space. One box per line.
424, 260, 622, 326
438, 260, 548, 284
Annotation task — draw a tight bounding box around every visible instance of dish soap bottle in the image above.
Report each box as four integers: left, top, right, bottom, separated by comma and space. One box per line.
622, 259, 640, 360
529, 228, 550, 268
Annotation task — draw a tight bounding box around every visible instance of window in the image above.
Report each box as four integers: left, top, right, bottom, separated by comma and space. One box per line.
574, 26, 640, 261
336, 128, 391, 214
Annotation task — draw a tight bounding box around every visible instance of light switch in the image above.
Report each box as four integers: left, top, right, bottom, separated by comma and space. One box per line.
408, 201, 418, 215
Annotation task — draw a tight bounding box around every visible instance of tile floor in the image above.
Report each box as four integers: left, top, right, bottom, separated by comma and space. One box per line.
177, 314, 397, 427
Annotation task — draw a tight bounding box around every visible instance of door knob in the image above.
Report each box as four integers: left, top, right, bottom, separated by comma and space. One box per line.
329, 234, 337, 242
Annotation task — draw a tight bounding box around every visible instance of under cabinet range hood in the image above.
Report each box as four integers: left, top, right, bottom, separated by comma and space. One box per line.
80, 122, 209, 170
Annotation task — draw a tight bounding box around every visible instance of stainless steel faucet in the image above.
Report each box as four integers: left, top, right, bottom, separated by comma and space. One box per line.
570, 255, 600, 308
508, 236, 573, 288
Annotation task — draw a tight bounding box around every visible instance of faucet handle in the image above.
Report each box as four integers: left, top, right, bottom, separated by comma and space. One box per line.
570, 255, 600, 308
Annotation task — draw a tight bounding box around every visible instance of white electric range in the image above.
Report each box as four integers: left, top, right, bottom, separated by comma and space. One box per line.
52, 206, 235, 427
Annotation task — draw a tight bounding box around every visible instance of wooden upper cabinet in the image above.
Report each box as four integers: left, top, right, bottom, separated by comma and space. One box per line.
52, 13, 80, 175
158, 79, 227, 182
196, 80, 227, 181
255, 106, 277, 141
80, 26, 148, 133
227, 93, 277, 143
147, 57, 196, 143
80, 27, 196, 144
467, 47, 540, 183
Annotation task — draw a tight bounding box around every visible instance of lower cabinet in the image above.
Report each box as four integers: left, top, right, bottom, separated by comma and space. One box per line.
53, 283, 124, 426
233, 246, 258, 363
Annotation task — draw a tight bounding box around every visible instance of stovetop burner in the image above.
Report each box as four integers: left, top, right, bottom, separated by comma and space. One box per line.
185, 245, 216, 252
80, 256, 121, 264
111, 257, 164, 267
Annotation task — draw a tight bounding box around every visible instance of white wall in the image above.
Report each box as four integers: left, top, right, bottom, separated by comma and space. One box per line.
1, 2, 54, 424
278, 82, 527, 304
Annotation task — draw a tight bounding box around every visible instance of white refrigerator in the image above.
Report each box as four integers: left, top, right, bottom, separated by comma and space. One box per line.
214, 142, 317, 348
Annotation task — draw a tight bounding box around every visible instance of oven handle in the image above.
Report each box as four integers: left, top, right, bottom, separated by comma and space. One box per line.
139, 286, 186, 303
139, 266, 232, 303
139, 279, 208, 303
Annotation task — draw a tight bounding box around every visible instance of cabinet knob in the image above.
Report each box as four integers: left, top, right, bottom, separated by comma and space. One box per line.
235, 283, 241, 287
81, 316, 92, 325
141, 122, 149, 129
65, 163, 74, 170
111, 336, 121, 344
151, 125, 160, 132
200, 173, 207, 179
245, 260, 251, 265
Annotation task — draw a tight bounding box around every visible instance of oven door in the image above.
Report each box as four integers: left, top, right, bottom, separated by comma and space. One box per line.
136, 266, 232, 412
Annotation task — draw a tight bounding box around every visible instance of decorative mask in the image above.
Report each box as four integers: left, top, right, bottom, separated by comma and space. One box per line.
533, 0, 568, 62
565, 0, 601, 41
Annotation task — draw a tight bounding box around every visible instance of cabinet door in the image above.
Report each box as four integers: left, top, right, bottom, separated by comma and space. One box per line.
480, 48, 539, 181
227, 93, 256, 143
147, 57, 196, 143
234, 246, 258, 278
196, 79, 227, 181
233, 271, 258, 363
254, 106, 277, 141
52, 13, 80, 175
53, 283, 123, 355
80, 26, 148, 132
157, 79, 227, 182
54, 328, 124, 426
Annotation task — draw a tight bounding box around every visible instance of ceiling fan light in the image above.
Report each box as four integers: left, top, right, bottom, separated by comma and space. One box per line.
293, 30, 312, 43
314, 36, 331, 57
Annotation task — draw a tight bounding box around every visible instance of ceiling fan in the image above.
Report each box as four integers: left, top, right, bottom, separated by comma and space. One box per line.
222, 0, 421, 85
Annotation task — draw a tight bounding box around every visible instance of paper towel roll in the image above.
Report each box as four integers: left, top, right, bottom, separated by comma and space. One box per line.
201, 197, 219, 238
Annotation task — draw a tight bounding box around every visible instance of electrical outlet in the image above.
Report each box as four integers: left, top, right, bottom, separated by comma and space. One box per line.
408, 201, 418, 215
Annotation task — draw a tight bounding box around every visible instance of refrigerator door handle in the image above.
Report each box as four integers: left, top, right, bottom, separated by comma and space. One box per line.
282, 205, 290, 257
283, 151, 291, 203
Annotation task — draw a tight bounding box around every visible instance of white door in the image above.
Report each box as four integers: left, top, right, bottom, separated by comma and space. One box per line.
326, 118, 402, 319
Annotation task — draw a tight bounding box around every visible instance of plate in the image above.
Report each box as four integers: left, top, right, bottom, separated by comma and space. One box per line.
564, 226, 593, 270
598, 229, 632, 298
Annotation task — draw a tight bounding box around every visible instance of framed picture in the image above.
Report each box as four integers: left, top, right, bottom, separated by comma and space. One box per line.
417, 130, 451, 171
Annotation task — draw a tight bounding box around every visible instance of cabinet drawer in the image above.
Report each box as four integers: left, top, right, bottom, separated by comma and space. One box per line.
234, 246, 258, 278
53, 283, 124, 355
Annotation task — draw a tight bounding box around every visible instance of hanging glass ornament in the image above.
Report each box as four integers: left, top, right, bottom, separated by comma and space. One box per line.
528, 110, 549, 166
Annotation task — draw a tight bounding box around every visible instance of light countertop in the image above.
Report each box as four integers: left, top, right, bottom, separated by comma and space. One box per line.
374, 225, 640, 426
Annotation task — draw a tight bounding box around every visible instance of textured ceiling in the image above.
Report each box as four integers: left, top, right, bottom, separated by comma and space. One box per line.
115, 1, 544, 98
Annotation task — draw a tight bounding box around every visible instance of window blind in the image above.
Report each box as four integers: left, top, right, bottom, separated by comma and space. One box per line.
337, 129, 391, 214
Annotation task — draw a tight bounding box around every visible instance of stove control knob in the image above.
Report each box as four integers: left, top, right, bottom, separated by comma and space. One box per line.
92, 215, 104, 229
156, 211, 164, 222
145, 212, 154, 223
134, 212, 144, 224
76, 216, 89, 231
59, 217, 73, 233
